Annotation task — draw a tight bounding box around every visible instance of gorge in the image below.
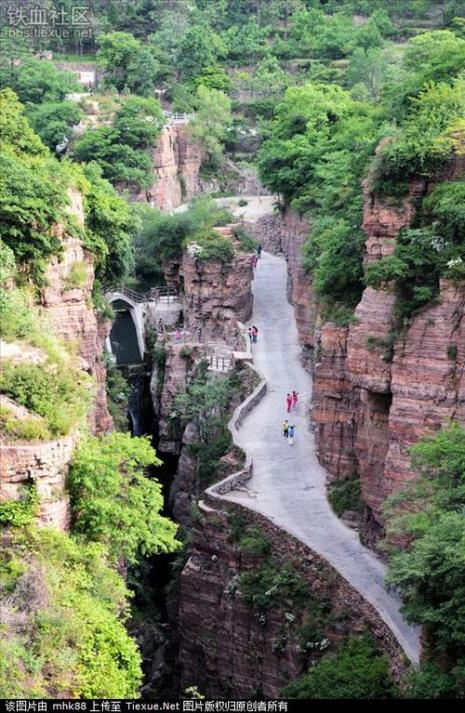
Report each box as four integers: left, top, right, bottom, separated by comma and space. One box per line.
1, 0, 465, 702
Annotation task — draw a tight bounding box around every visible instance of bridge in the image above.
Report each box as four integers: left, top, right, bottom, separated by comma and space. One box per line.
104, 286, 182, 366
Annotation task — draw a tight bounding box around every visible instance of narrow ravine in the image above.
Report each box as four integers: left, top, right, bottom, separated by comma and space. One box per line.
222, 251, 421, 664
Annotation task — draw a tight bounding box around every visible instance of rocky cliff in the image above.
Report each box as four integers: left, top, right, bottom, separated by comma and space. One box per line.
1, 190, 113, 530
175, 498, 406, 698
135, 123, 203, 211
308, 179, 465, 540
163, 234, 254, 347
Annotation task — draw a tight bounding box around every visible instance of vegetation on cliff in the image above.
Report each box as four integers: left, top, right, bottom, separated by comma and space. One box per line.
385, 423, 465, 698
282, 633, 395, 699
2, 0, 465, 700
258, 28, 464, 321
0, 86, 178, 699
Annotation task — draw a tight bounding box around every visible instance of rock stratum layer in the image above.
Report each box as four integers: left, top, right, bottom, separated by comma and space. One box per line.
275, 178, 465, 539
176, 499, 408, 698
135, 123, 203, 211
1, 190, 112, 529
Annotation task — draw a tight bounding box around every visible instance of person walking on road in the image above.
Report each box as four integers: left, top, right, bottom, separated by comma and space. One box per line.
292, 390, 299, 410
288, 425, 295, 445
252, 325, 258, 343
197, 326, 203, 342
256, 244, 262, 259
283, 419, 289, 438
248, 326, 253, 344
286, 393, 292, 412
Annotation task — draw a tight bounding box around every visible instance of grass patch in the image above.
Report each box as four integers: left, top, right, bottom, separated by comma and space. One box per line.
0, 360, 91, 436
328, 476, 362, 517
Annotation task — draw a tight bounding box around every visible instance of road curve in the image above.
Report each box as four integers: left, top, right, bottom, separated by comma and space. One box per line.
223, 251, 421, 664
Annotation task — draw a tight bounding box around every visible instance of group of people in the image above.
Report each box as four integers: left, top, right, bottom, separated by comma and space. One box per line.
248, 325, 259, 344
286, 391, 299, 412
283, 391, 299, 446
282, 420, 296, 445
250, 243, 262, 270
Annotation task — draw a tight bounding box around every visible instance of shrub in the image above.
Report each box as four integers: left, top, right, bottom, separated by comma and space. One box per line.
185, 230, 235, 262
0, 526, 142, 698
328, 477, 362, 516
233, 226, 256, 253
65, 261, 88, 289
240, 562, 310, 610
0, 361, 91, 436
282, 633, 395, 699
385, 423, 465, 680
104, 358, 130, 432
68, 433, 180, 564
0, 485, 39, 528
3, 416, 51, 442
239, 528, 271, 556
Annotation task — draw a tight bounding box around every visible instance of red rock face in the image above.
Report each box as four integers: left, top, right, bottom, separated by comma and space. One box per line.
40, 191, 112, 436
279, 210, 316, 347
176, 501, 407, 698
310, 174, 465, 535
0, 436, 76, 530
135, 124, 204, 211
312, 325, 359, 480
384, 279, 465, 500
347, 287, 396, 393
181, 250, 253, 347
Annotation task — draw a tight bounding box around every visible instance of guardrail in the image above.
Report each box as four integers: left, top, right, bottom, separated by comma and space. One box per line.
163, 110, 190, 124
104, 285, 179, 304
207, 355, 233, 372
147, 286, 179, 303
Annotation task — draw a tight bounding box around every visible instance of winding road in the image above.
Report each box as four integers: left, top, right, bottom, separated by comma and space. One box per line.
223, 251, 421, 663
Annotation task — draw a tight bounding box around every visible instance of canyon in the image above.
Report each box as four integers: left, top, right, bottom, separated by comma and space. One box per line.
2, 129, 462, 699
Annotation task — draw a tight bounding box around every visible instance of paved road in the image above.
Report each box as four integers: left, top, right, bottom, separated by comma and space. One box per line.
224, 251, 421, 663
172, 195, 276, 221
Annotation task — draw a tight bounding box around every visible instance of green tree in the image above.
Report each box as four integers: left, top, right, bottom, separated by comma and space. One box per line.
0, 91, 72, 279
385, 423, 465, 697
0, 88, 47, 157
112, 97, 164, 148
282, 634, 395, 699
0, 57, 79, 104
97, 31, 159, 96
27, 101, 83, 153
222, 20, 269, 61
73, 95, 164, 191
346, 47, 389, 100
82, 161, 136, 284
68, 433, 180, 565
177, 25, 226, 83
190, 85, 232, 170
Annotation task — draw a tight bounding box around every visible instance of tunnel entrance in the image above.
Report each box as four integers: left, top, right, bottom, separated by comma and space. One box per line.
109, 302, 143, 366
